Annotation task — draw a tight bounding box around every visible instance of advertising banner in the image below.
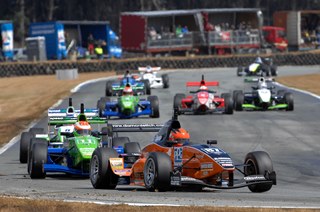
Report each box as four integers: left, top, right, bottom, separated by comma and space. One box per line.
1, 23, 14, 59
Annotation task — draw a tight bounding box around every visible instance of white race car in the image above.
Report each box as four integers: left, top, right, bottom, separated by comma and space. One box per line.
137, 66, 169, 89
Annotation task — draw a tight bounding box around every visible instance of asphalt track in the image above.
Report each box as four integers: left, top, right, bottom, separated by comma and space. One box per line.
0, 66, 319, 208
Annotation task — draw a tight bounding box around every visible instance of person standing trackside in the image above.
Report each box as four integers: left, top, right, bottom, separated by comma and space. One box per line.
87, 33, 95, 55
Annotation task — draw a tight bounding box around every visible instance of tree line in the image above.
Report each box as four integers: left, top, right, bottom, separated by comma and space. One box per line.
1, 0, 320, 46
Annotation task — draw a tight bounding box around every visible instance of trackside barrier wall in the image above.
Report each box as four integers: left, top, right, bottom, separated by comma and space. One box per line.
0, 52, 320, 77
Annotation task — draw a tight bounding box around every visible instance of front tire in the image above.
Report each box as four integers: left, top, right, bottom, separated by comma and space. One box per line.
144, 152, 172, 192
234, 91, 244, 111
148, 96, 160, 118
97, 97, 109, 117
143, 80, 151, 95
284, 92, 294, 111
90, 148, 119, 189
105, 81, 113, 96
173, 93, 185, 110
162, 74, 169, 88
244, 151, 274, 192
237, 67, 243, 76
29, 143, 47, 179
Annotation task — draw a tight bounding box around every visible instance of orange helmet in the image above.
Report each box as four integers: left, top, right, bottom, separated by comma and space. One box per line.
74, 121, 92, 135
200, 85, 208, 91
123, 85, 133, 96
169, 128, 190, 146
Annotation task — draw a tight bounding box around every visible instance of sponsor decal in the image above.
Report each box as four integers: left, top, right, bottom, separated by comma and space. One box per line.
174, 147, 183, 167
170, 172, 181, 186
80, 148, 95, 156
134, 172, 144, 179
202, 171, 209, 177
195, 154, 204, 159
110, 158, 124, 170
201, 163, 213, 170
201, 147, 223, 155
114, 169, 132, 175
112, 124, 164, 128
244, 176, 266, 181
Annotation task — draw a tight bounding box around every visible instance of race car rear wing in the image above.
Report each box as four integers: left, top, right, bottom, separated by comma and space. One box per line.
244, 77, 275, 83
48, 108, 99, 117
186, 81, 219, 87
48, 116, 108, 126
106, 123, 164, 136
138, 67, 161, 72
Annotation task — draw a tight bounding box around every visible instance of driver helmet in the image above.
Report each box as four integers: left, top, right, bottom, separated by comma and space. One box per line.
258, 77, 267, 89
255, 57, 262, 64
124, 70, 131, 77
199, 85, 208, 91
123, 85, 133, 96
168, 128, 190, 147
74, 121, 92, 136
146, 65, 152, 73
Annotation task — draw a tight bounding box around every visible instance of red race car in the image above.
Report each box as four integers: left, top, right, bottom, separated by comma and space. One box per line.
174, 75, 233, 114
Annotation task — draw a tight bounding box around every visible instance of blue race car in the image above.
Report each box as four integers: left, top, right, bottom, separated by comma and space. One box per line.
97, 94, 160, 119
106, 72, 151, 96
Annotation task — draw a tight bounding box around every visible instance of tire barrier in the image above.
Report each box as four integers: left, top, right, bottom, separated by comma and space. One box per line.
1, 52, 320, 77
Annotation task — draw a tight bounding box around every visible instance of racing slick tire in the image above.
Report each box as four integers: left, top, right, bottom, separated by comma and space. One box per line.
148, 96, 160, 118
284, 92, 294, 111
105, 81, 113, 96
237, 67, 243, 76
276, 90, 286, 97
144, 152, 172, 192
29, 142, 47, 179
124, 142, 141, 154
112, 137, 130, 148
20, 132, 33, 163
100, 127, 109, 147
28, 138, 47, 174
173, 93, 185, 111
90, 147, 119, 189
244, 151, 274, 193
97, 97, 110, 117
271, 65, 278, 76
222, 93, 233, 114
162, 74, 169, 88
234, 91, 244, 111
29, 128, 44, 135
142, 80, 151, 95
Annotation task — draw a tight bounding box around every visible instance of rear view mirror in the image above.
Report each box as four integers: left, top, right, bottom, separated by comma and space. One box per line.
207, 140, 217, 145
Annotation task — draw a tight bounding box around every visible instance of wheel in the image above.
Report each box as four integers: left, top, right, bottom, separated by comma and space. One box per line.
29, 143, 47, 179
28, 138, 47, 174
124, 142, 141, 154
105, 81, 113, 96
232, 90, 242, 107
144, 152, 172, 192
244, 151, 274, 192
222, 93, 233, 114
112, 137, 130, 148
234, 91, 244, 111
29, 128, 44, 135
173, 93, 185, 110
237, 67, 243, 76
284, 92, 294, 111
162, 74, 169, 88
90, 147, 119, 189
271, 65, 278, 76
276, 90, 286, 97
143, 80, 151, 95
20, 132, 33, 163
148, 96, 160, 118
97, 97, 109, 117
100, 126, 109, 147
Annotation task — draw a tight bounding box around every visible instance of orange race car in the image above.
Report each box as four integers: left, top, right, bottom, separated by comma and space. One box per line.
90, 111, 276, 192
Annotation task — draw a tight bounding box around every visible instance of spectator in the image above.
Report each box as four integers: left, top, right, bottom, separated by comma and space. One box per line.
182, 26, 189, 34
176, 25, 183, 38
87, 33, 95, 55
94, 45, 103, 60
149, 27, 157, 40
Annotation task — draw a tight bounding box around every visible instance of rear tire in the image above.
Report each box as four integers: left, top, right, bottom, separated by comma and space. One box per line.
20, 132, 32, 163
29, 143, 47, 179
222, 93, 233, 114
244, 151, 274, 193
237, 67, 243, 76
28, 138, 47, 174
105, 81, 113, 96
271, 65, 278, 76
90, 147, 119, 189
144, 152, 172, 192
234, 91, 244, 111
148, 96, 160, 118
162, 74, 169, 88
29, 128, 44, 135
284, 92, 294, 111
143, 80, 151, 95
173, 93, 185, 110
112, 137, 130, 148
97, 97, 109, 117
